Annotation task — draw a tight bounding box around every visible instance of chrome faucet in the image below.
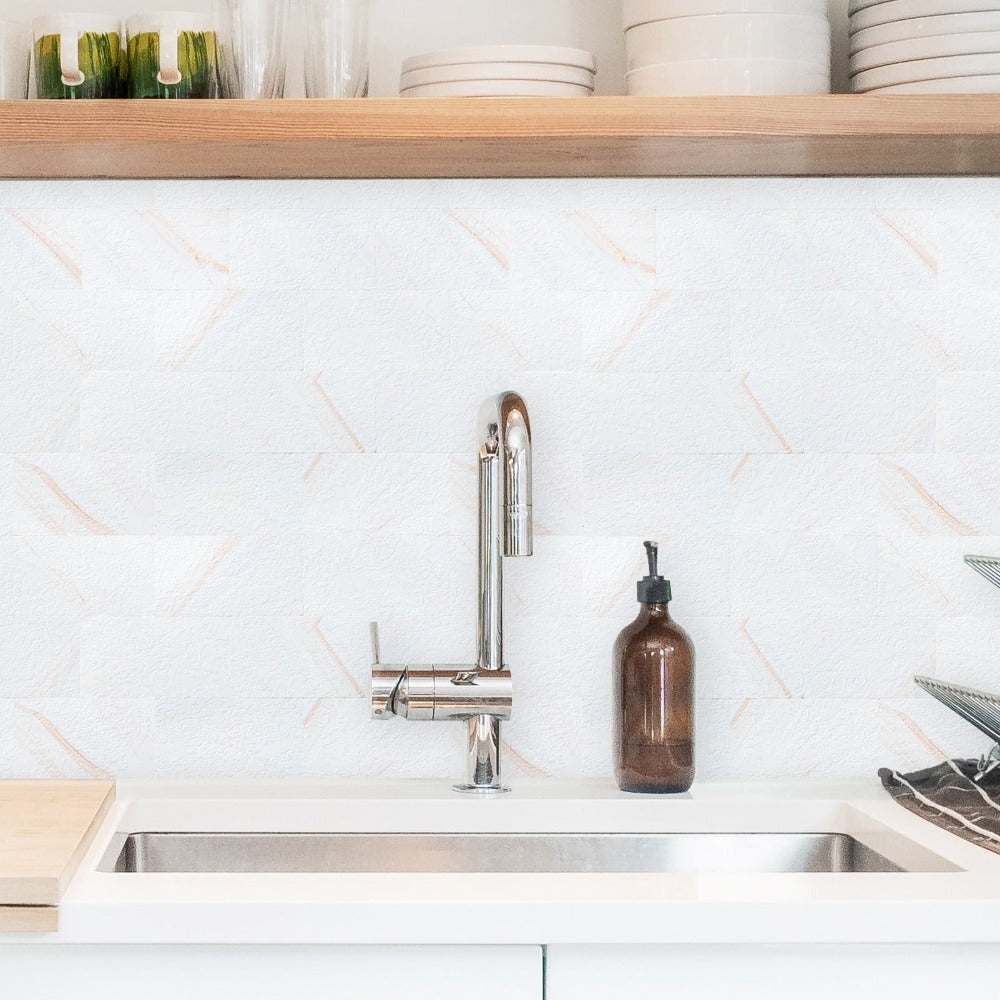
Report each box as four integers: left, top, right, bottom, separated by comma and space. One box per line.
371, 391, 533, 792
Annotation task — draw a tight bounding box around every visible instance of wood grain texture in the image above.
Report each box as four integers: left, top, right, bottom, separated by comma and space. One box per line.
1, 96, 1000, 178
0, 906, 58, 933
0, 781, 114, 907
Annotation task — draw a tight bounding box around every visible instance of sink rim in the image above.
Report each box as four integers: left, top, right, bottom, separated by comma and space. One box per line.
96, 829, 962, 876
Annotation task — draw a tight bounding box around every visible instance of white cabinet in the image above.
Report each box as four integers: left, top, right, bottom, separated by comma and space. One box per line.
547, 944, 1000, 1000
0, 945, 543, 999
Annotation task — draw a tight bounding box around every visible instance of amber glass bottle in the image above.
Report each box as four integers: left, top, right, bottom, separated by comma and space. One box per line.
613, 541, 695, 793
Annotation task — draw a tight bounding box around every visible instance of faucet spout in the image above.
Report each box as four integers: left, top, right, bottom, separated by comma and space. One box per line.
480, 391, 533, 559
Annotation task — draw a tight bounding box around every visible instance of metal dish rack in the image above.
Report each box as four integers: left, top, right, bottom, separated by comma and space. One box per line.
913, 555, 1000, 780
915, 676, 1000, 781
966, 554, 1000, 590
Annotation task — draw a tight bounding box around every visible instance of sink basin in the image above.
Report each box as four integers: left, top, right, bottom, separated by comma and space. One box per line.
97, 832, 947, 875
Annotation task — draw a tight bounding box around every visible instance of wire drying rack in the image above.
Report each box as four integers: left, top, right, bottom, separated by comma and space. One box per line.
915, 677, 1000, 781
910, 557, 1000, 780
913, 556, 1000, 781
966, 554, 1000, 590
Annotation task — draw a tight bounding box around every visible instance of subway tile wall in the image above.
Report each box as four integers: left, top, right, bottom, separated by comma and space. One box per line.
0, 175, 995, 782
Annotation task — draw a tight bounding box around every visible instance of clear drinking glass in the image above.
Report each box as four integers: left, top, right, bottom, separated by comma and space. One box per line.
212, 0, 290, 99
303, 0, 369, 98
0, 20, 31, 99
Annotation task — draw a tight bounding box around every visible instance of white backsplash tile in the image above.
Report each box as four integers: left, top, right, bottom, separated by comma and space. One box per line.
11, 290, 159, 372
0, 373, 79, 452
732, 533, 878, 619
8, 209, 232, 291
231, 209, 375, 291
303, 290, 453, 374
81, 615, 234, 698
305, 452, 468, 537
7, 453, 154, 536
0, 697, 152, 778
375, 209, 510, 290
81, 373, 232, 453
0, 617, 80, 698
152, 698, 307, 778
305, 532, 465, 623
658, 210, 938, 293
801, 373, 936, 454
730, 289, 882, 373
878, 454, 1000, 538
877, 536, 1000, 619
732, 454, 877, 536
935, 619, 1000, 691
302, 697, 463, 780
800, 615, 935, 700
155, 289, 305, 373
590, 288, 730, 373
230, 373, 376, 454
938, 374, 1000, 453
0, 175, 996, 782
156, 535, 303, 618
506, 207, 656, 291
155, 454, 305, 535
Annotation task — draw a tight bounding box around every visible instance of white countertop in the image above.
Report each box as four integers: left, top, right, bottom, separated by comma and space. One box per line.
10, 779, 1000, 946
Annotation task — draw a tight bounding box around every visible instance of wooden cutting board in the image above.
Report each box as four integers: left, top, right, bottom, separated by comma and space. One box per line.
0, 781, 115, 932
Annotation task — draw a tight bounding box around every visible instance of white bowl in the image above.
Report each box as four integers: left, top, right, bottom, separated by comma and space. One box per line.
401, 62, 595, 88
850, 12, 1000, 54
402, 45, 596, 74
852, 51, 1000, 91
626, 14, 830, 71
850, 31, 1000, 74
865, 73, 1000, 93
626, 58, 830, 95
850, 0, 1000, 34
400, 79, 594, 98
624, 0, 827, 31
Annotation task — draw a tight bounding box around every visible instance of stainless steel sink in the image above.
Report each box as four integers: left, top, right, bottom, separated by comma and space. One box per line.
97, 832, 955, 875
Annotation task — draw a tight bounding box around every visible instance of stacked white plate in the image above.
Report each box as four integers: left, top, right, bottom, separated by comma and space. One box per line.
850, 1, 1000, 93
399, 45, 597, 98
624, 0, 831, 96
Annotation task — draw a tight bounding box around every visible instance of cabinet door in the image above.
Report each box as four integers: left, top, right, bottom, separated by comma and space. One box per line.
0, 944, 543, 1000
547, 944, 1000, 1000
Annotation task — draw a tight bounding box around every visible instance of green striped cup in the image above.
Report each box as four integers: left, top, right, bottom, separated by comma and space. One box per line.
32, 15, 122, 99
126, 12, 219, 99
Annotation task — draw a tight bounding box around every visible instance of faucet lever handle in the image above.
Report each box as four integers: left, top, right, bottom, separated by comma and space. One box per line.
369, 621, 381, 665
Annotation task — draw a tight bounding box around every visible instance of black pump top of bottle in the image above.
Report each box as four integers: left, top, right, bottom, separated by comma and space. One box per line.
637, 540, 672, 604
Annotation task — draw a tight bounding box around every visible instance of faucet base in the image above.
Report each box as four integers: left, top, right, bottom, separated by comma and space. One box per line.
453, 783, 511, 795
463, 714, 507, 792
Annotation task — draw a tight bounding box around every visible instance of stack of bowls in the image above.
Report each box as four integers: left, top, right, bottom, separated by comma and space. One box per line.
850, 1, 1000, 93
624, 0, 831, 95
399, 45, 597, 98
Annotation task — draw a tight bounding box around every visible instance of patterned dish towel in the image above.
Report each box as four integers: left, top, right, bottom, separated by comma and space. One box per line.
880, 761, 1000, 855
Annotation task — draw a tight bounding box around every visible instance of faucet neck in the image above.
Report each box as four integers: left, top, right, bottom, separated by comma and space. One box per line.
477, 439, 503, 673
469, 392, 532, 793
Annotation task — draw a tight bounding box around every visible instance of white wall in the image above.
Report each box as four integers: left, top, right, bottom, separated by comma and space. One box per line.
0, 0, 989, 785
0, 173, 993, 783
1, 0, 852, 95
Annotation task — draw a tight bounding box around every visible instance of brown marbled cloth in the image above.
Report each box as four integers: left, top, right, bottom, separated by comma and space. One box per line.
880, 760, 1000, 856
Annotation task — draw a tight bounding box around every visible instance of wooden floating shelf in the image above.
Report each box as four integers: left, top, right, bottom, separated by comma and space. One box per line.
2, 95, 1000, 179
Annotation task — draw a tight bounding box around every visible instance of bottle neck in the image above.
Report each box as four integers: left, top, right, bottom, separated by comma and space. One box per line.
638, 602, 671, 620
